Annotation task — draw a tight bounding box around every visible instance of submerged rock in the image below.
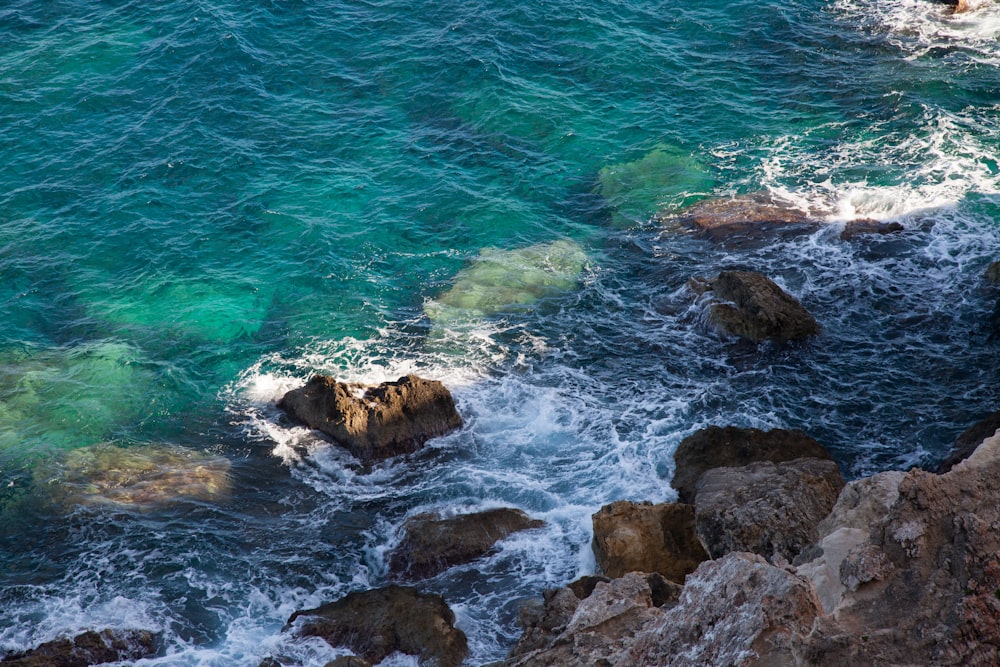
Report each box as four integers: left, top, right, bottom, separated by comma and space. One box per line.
672, 425, 834, 504
0, 628, 157, 666
286, 585, 468, 667
591, 501, 708, 583
388, 508, 545, 579
839, 218, 904, 241
658, 193, 818, 244
425, 239, 587, 325
695, 270, 820, 343
597, 144, 713, 227
52, 443, 231, 509
278, 374, 462, 463
694, 457, 845, 563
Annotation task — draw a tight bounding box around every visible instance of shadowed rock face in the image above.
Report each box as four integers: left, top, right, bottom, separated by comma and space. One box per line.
0, 629, 157, 666
278, 374, 462, 463
935, 409, 1000, 473
699, 270, 819, 343
591, 501, 708, 583
672, 425, 834, 504
286, 586, 468, 667
388, 508, 545, 579
694, 458, 845, 563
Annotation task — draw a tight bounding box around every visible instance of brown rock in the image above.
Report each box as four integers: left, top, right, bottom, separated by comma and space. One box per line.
792, 431, 1000, 665
699, 270, 820, 342
325, 658, 372, 667
661, 193, 818, 244
0, 629, 157, 666
839, 218, 904, 241
672, 425, 835, 504
278, 374, 462, 463
622, 553, 824, 666
388, 508, 545, 579
286, 586, 467, 667
506, 572, 681, 667
693, 458, 845, 563
591, 501, 708, 583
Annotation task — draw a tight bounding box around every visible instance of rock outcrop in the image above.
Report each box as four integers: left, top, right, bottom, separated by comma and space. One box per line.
693, 270, 820, 343
0, 629, 157, 666
388, 508, 545, 579
286, 586, 468, 667
839, 218, 904, 241
672, 425, 834, 504
507, 572, 681, 667
986, 261, 1000, 284
278, 374, 462, 463
591, 501, 708, 582
658, 193, 818, 244
694, 457, 845, 563
503, 431, 1000, 666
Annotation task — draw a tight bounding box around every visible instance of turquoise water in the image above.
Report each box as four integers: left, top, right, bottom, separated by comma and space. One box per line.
1, 0, 998, 664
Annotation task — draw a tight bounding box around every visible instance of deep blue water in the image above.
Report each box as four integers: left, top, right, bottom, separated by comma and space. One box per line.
1, 0, 998, 664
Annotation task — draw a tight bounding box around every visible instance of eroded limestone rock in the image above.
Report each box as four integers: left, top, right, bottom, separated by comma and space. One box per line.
0, 629, 157, 666
696, 270, 820, 343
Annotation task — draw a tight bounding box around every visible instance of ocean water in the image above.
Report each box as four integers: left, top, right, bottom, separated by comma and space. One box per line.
1, 0, 998, 664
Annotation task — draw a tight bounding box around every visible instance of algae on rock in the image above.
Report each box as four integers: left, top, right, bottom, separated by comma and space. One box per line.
425, 239, 588, 326
597, 145, 714, 228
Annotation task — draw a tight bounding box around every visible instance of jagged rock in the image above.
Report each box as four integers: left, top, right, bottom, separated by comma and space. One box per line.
935, 409, 1000, 473
506, 572, 681, 667
286, 585, 467, 667
622, 553, 824, 666
672, 425, 834, 504
696, 270, 819, 342
793, 430, 1000, 665
388, 508, 545, 579
659, 193, 818, 243
0, 629, 157, 666
278, 374, 462, 463
591, 501, 708, 582
839, 218, 904, 241
693, 458, 845, 563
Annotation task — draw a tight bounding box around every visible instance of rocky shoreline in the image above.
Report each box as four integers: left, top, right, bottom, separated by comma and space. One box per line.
4, 194, 997, 667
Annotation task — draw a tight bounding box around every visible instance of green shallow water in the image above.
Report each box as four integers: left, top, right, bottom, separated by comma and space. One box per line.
1, 0, 999, 664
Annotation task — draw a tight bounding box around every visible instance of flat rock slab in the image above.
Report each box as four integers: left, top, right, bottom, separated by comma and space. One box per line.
698, 270, 819, 343
659, 193, 818, 244
287, 585, 468, 667
694, 458, 846, 563
278, 374, 462, 463
388, 507, 545, 579
591, 501, 708, 583
839, 219, 904, 241
672, 425, 834, 504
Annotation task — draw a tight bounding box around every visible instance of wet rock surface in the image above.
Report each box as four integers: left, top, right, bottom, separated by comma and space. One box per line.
672, 425, 834, 504
658, 193, 819, 244
286, 585, 468, 667
388, 507, 545, 579
278, 374, 462, 463
0, 629, 157, 666
839, 218, 904, 241
697, 270, 820, 343
591, 500, 708, 582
